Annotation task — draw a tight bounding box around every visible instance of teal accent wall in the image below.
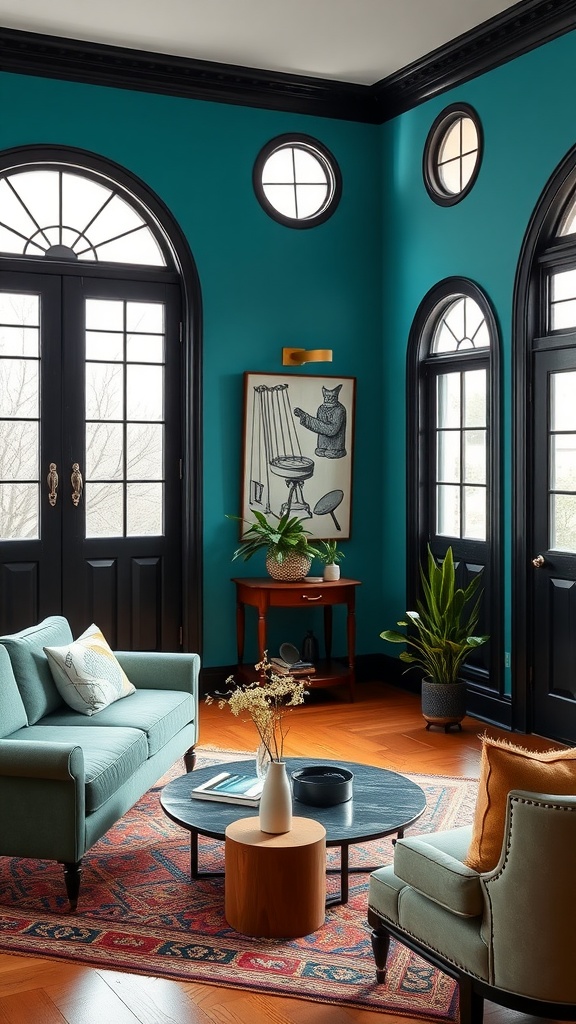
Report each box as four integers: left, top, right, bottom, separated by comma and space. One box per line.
0, 71, 383, 668
379, 27, 576, 695
3, 24, 576, 685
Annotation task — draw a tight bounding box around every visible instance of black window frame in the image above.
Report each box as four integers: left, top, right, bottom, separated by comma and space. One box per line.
253, 133, 342, 229
423, 103, 483, 207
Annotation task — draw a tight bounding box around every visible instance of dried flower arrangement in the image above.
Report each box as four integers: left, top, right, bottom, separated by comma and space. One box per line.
206, 655, 308, 762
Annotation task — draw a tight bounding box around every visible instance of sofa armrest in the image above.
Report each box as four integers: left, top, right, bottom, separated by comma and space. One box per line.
393, 825, 484, 917
114, 651, 200, 696
0, 738, 84, 781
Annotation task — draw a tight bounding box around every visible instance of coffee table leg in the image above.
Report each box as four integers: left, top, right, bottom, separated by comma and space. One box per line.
191, 831, 199, 878
326, 844, 350, 906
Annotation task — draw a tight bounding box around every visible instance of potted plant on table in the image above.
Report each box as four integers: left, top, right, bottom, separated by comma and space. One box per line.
316, 539, 345, 581
228, 510, 320, 582
380, 545, 489, 731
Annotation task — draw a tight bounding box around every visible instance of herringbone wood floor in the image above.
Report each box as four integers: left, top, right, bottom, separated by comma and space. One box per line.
0, 681, 565, 1024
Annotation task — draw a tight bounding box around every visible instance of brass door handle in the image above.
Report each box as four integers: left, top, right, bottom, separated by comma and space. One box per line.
532, 554, 546, 568
47, 463, 58, 506
71, 463, 83, 506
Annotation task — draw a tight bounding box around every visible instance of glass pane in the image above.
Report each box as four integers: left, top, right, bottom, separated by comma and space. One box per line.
551, 268, 576, 301
293, 148, 327, 183
86, 194, 143, 245
126, 424, 163, 479
551, 299, 576, 331
558, 193, 576, 236
127, 482, 163, 535
295, 184, 328, 218
0, 483, 39, 539
263, 149, 295, 183
126, 302, 164, 333
62, 173, 112, 234
460, 117, 478, 153
85, 331, 124, 361
85, 482, 123, 538
437, 373, 460, 428
127, 365, 163, 421
0, 421, 38, 479
551, 493, 576, 552
551, 371, 576, 430
461, 153, 477, 190
439, 158, 461, 195
262, 184, 297, 218
0, 293, 39, 327
551, 434, 576, 491
464, 369, 486, 426
86, 423, 124, 480
0, 326, 38, 357
437, 484, 460, 537
85, 299, 124, 331
464, 486, 486, 540
0, 360, 38, 417
437, 431, 460, 482
86, 363, 124, 420
127, 334, 164, 363
10, 170, 60, 229
0, 225, 28, 254
464, 430, 486, 484
94, 229, 165, 266
439, 120, 461, 162
0, 178, 39, 238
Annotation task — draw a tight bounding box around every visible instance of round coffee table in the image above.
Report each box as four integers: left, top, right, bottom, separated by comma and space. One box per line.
160, 757, 426, 905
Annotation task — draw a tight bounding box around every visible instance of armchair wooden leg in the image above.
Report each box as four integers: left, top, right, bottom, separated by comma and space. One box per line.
371, 924, 391, 983
184, 745, 196, 772
62, 860, 82, 911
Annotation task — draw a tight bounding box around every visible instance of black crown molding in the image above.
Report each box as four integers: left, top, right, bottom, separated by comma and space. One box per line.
0, 0, 575, 125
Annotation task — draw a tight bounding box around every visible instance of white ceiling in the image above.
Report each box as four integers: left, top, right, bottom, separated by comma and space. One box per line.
0, 0, 522, 86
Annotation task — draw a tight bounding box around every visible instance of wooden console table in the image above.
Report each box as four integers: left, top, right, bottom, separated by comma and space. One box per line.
232, 577, 361, 700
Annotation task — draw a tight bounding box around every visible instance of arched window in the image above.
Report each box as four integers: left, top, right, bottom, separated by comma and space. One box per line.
407, 279, 502, 714
0, 146, 201, 655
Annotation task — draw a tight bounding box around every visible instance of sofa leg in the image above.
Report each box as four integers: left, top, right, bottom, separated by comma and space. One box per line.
62, 860, 82, 911
184, 746, 196, 772
458, 973, 484, 1024
371, 925, 391, 983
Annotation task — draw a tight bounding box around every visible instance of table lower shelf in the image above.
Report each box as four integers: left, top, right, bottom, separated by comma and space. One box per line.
235, 659, 355, 698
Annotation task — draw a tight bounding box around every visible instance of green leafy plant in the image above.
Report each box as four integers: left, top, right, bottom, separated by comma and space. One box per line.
228, 510, 321, 564
316, 539, 345, 565
380, 545, 489, 684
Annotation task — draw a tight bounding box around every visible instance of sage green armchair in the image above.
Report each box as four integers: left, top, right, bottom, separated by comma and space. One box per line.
368, 790, 576, 1024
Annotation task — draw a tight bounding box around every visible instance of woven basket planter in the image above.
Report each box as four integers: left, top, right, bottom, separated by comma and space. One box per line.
265, 551, 312, 582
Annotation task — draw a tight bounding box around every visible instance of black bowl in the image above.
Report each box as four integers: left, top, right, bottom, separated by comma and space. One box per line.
291, 765, 353, 807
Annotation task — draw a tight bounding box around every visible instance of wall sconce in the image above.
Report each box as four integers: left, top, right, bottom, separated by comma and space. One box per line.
282, 347, 333, 366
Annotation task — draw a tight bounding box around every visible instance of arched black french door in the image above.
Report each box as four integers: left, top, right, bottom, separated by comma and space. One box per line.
0, 146, 202, 653
514, 146, 576, 743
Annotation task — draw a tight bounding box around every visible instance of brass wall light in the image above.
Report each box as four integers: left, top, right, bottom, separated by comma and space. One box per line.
282, 347, 333, 366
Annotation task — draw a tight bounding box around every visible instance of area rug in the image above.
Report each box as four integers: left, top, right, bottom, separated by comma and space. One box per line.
0, 748, 477, 1019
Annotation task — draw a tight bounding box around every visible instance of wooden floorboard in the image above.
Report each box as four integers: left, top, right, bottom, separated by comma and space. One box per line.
0, 680, 567, 1024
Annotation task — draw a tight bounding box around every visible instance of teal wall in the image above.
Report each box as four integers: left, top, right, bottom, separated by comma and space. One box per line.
379, 28, 576, 694
0, 71, 383, 667
3, 24, 576, 680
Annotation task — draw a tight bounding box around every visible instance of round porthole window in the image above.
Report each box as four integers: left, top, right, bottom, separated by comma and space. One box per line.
423, 104, 483, 206
253, 134, 342, 228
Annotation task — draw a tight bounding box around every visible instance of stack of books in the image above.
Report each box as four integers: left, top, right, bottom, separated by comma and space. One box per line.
270, 657, 316, 676
190, 771, 264, 806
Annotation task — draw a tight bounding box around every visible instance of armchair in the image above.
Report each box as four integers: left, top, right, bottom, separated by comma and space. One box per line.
368, 790, 576, 1024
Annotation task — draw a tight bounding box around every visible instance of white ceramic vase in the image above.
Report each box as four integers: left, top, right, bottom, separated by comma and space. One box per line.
258, 760, 293, 834
323, 563, 340, 581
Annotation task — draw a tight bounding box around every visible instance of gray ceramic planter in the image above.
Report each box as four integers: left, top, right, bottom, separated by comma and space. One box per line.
421, 677, 467, 732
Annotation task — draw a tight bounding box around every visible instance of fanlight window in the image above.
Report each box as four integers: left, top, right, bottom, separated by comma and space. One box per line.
558, 192, 576, 236
431, 296, 490, 353
0, 169, 166, 265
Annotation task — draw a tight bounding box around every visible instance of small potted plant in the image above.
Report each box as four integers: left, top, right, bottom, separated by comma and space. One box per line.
316, 539, 345, 581
380, 545, 489, 730
228, 510, 320, 581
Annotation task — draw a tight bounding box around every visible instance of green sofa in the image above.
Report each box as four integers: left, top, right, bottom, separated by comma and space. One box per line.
0, 616, 200, 909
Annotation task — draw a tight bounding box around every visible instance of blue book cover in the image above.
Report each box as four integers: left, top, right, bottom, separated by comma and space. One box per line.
191, 770, 264, 804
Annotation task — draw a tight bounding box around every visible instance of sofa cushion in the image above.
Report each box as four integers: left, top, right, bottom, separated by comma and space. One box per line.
466, 735, 576, 872
8, 725, 148, 813
0, 616, 70, 724
0, 646, 28, 736
393, 825, 483, 917
44, 623, 135, 716
43, 689, 195, 757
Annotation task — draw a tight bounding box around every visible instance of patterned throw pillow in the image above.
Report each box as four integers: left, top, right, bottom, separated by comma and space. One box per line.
44, 623, 135, 716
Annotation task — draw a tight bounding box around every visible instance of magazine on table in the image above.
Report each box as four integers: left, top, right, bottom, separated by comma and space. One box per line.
190, 770, 264, 806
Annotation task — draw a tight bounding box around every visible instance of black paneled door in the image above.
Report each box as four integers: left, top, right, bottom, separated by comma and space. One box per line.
0, 270, 182, 650
532, 345, 576, 742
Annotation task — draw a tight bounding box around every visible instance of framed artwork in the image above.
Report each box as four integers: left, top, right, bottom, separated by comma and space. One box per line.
240, 371, 356, 539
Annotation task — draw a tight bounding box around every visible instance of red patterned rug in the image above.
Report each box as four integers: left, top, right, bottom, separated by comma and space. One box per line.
0, 749, 477, 1018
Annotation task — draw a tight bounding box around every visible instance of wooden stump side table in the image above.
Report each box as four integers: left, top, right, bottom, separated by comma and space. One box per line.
224, 816, 326, 938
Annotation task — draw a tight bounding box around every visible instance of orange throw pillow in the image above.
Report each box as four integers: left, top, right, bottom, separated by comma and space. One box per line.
466, 735, 576, 872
